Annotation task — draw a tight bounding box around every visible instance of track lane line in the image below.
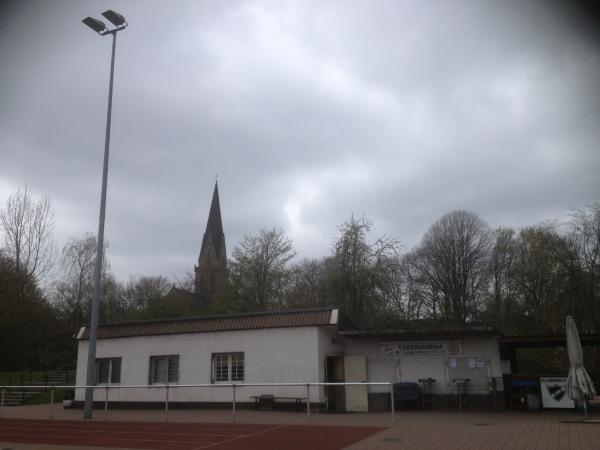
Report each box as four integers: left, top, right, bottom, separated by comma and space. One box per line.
0, 431, 215, 447
192, 424, 288, 450
0, 424, 246, 438
0, 419, 269, 432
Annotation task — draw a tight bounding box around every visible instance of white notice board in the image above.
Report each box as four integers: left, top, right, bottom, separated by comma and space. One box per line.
540, 377, 575, 409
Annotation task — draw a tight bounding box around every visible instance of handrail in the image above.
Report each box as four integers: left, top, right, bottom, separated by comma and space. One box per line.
0, 381, 395, 425
0, 360, 75, 387
1, 381, 392, 389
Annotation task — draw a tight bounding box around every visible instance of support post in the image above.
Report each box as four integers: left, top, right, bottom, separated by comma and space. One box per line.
1, 388, 4, 418
49, 387, 55, 420
390, 383, 395, 425
84, 27, 119, 421
104, 385, 109, 421
232, 384, 237, 424
164, 385, 170, 422
306, 384, 311, 425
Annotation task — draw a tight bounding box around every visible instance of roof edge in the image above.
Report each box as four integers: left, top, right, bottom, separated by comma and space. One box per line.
91, 306, 338, 329
340, 327, 501, 339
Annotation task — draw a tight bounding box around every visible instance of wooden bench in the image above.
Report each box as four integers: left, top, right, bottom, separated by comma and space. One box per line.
250, 394, 307, 411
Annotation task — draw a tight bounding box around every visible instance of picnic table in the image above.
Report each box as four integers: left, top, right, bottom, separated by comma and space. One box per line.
250, 394, 307, 411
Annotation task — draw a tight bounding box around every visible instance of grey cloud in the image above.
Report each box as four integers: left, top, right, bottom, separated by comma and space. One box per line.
1, 0, 598, 280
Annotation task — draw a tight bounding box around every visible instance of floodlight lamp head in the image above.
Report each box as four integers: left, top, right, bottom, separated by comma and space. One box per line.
82, 17, 108, 34
102, 10, 127, 27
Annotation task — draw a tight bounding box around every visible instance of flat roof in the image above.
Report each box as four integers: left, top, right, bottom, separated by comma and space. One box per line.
499, 334, 600, 348
78, 307, 339, 340
340, 325, 499, 340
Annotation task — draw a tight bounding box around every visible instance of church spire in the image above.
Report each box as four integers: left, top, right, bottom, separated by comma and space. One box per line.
195, 181, 227, 299
205, 181, 224, 252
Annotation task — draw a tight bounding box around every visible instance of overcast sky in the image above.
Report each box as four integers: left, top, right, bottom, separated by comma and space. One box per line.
1, 0, 599, 282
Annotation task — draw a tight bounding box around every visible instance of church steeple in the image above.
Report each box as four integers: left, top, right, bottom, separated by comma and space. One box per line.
194, 181, 227, 299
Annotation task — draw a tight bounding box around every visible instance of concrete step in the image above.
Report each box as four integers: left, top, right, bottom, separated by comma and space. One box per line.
2, 388, 49, 406
3, 389, 46, 395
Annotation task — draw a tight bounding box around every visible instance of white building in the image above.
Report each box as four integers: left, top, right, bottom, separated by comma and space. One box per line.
75, 307, 503, 411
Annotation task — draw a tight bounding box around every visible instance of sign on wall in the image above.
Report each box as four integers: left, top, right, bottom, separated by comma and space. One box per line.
540, 377, 575, 409
381, 341, 463, 356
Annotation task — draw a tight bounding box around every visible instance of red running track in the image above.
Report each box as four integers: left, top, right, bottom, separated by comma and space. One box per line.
0, 418, 385, 450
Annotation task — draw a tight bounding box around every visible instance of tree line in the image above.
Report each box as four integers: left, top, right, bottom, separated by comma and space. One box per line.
0, 185, 598, 370
217, 208, 600, 337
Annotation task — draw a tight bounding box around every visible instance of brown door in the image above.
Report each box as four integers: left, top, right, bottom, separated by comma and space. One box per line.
326, 356, 345, 412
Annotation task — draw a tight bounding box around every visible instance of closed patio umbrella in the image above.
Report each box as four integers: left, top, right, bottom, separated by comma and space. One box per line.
566, 316, 596, 414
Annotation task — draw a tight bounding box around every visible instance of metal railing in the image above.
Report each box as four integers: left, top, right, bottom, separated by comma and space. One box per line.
0, 382, 395, 425
0, 365, 76, 407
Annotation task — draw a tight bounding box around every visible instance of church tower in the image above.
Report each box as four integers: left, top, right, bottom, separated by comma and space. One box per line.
194, 181, 227, 300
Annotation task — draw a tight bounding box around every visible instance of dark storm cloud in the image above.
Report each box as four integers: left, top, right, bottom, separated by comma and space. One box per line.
1, 0, 598, 280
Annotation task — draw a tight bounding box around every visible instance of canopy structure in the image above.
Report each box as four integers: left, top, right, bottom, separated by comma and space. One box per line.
566, 316, 597, 414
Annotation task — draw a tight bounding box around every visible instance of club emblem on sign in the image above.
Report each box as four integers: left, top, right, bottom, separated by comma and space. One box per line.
546, 384, 566, 401
447, 340, 462, 355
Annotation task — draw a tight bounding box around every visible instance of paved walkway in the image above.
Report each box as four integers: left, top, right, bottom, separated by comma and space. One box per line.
1, 405, 600, 449
347, 410, 600, 450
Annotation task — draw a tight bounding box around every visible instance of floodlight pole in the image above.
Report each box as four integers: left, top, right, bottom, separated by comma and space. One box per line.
83, 28, 120, 420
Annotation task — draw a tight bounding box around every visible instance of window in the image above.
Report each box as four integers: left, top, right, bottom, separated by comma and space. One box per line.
211, 352, 244, 382
95, 358, 121, 384
149, 355, 179, 384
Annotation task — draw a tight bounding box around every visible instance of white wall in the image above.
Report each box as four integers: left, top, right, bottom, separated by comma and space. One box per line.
76, 326, 321, 403
344, 336, 503, 394
75, 328, 503, 404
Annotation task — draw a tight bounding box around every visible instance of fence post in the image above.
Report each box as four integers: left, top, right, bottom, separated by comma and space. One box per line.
49, 387, 55, 420
390, 383, 395, 425
306, 384, 311, 425
232, 384, 237, 424
164, 385, 170, 422
1, 387, 5, 418
20, 373, 24, 405
104, 385, 109, 421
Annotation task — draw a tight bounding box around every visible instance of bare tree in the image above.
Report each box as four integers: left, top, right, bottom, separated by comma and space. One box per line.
173, 269, 196, 292
53, 233, 98, 332
400, 251, 429, 319
484, 227, 523, 333
329, 215, 373, 323
512, 224, 571, 333
0, 186, 55, 296
370, 236, 407, 319
286, 258, 329, 308
412, 210, 492, 323
328, 215, 403, 325
567, 203, 600, 331
123, 275, 173, 313
230, 228, 296, 309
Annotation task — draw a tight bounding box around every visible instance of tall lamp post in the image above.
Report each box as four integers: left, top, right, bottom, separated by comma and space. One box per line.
82, 10, 127, 420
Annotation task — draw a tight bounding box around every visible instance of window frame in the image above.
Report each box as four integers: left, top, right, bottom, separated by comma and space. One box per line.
211, 352, 245, 383
95, 357, 122, 385
148, 355, 179, 385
